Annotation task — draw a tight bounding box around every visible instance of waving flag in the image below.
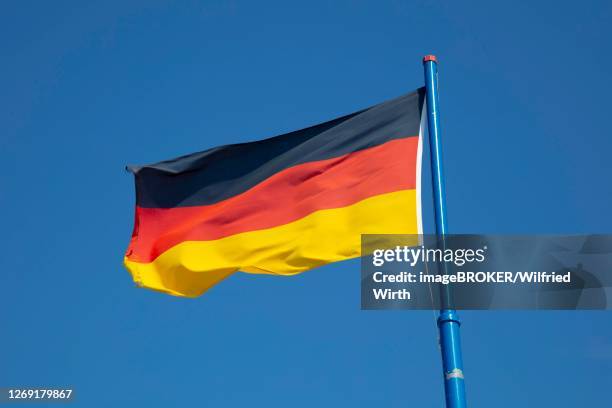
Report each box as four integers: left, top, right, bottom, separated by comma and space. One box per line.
124, 88, 425, 297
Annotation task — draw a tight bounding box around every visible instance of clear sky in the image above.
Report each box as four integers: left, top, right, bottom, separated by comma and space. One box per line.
2, 1, 612, 406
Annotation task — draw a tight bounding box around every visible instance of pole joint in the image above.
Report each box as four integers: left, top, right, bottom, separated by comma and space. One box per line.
437, 310, 461, 326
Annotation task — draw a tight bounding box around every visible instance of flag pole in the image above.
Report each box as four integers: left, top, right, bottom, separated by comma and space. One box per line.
422, 55, 467, 408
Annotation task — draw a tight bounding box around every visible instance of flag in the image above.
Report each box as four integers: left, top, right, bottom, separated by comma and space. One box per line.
124, 88, 425, 297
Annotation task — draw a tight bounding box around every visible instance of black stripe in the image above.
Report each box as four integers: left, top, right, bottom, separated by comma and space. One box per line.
128, 88, 425, 208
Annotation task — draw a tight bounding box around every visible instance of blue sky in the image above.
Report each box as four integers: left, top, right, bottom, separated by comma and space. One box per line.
1, 1, 611, 406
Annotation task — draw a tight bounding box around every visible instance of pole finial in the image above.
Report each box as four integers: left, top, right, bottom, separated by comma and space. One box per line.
423, 55, 437, 63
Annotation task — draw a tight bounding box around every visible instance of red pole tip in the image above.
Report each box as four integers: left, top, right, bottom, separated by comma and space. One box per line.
423, 55, 437, 63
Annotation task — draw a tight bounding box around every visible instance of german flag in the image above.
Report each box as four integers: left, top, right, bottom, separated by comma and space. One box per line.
124, 88, 425, 297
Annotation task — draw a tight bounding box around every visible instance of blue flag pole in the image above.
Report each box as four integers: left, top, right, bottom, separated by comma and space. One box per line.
422, 55, 467, 408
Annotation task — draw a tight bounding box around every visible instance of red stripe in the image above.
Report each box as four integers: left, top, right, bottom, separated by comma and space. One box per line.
127, 136, 418, 263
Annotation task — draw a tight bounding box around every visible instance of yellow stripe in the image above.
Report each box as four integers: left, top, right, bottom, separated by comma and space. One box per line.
124, 189, 418, 297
